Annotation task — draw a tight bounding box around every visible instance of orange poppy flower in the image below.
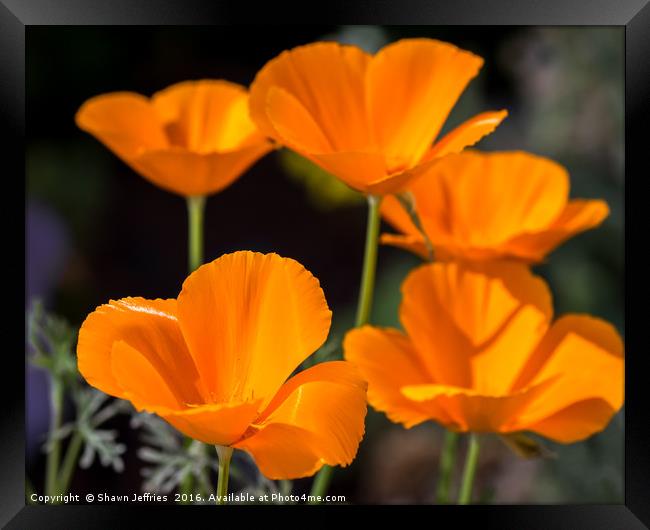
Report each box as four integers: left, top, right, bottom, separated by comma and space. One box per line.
381, 151, 610, 262
249, 39, 507, 195
344, 261, 623, 443
76, 80, 273, 197
77, 251, 367, 479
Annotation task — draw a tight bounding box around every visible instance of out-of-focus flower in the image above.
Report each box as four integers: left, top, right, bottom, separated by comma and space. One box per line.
76, 80, 272, 197
249, 39, 507, 195
344, 260, 623, 443
381, 151, 609, 262
77, 251, 367, 479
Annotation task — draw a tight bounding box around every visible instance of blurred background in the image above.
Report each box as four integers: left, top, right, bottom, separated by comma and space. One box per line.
26, 25, 624, 504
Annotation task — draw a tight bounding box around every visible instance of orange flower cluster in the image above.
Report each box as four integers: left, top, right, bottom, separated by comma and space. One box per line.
75, 36, 622, 486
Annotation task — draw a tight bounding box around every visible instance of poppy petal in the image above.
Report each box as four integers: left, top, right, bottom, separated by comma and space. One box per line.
233, 361, 367, 479
522, 398, 619, 443
176, 251, 332, 406
310, 151, 388, 193
266, 86, 332, 153
77, 297, 205, 403
502, 199, 610, 261
511, 315, 623, 439
400, 262, 552, 392
111, 340, 183, 410
423, 110, 508, 161
160, 401, 261, 446
133, 143, 272, 197
401, 378, 555, 433
344, 326, 441, 428
366, 39, 484, 172
151, 80, 265, 153
249, 42, 373, 152
412, 152, 570, 252
379, 194, 430, 258
75, 92, 168, 160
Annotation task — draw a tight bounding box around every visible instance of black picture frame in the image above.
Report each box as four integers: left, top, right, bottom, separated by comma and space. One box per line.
6, 1, 649, 527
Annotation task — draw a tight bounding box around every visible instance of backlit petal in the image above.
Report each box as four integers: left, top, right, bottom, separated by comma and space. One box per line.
176, 251, 332, 405
151, 80, 265, 153
423, 110, 508, 162
400, 262, 552, 394
407, 152, 570, 258
133, 143, 272, 197
233, 361, 367, 479
401, 379, 555, 433
344, 326, 440, 428
310, 151, 388, 193
249, 42, 373, 152
77, 297, 205, 403
511, 315, 623, 439
366, 39, 484, 172
160, 401, 261, 446
502, 200, 610, 261
76, 92, 168, 160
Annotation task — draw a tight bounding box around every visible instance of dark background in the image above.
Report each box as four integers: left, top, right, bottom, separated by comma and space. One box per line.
26, 25, 624, 503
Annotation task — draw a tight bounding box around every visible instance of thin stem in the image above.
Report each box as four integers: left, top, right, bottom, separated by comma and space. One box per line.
215, 445, 233, 505
45, 379, 63, 497
310, 194, 382, 502
187, 195, 206, 273
436, 430, 459, 504
457, 433, 480, 505
57, 430, 83, 495
354, 194, 381, 327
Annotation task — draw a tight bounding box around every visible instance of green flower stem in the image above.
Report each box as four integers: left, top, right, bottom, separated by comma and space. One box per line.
458, 433, 480, 505
187, 195, 206, 273
354, 194, 381, 326
436, 430, 459, 504
57, 430, 83, 495
45, 379, 63, 498
215, 445, 233, 505
309, 194, 382, 502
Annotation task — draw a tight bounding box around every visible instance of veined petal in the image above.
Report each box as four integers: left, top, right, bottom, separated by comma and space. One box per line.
366, 39, 484, 172
502, 199, 610, 262
249, 42, 373, 152
401, 378, 555, 433
511, 315, 623, 439
412, 151, 571, 249
151, 80, 265, 153
111, 340, 182, 410
400, 262, 552, 394
177, 251, 332, 406
310, 151, 388, 193
75, 92, 168, 160
160, 401, 261, 446
77, 297, 205, 404
133, 143, 272, 197
423, 110, 508, 162
233, 361, 367, 479
344, 326, 444, 428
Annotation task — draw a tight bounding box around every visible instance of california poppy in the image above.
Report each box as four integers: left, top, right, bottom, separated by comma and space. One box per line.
381, 151, 610, 262
76, 80, 272, 197
344, 260, 623, 443
249, 39, 507, 195
77, 251, 367, 479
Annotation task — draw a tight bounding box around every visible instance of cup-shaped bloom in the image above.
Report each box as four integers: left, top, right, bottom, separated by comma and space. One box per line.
249, 39, 507, 195
77, 251, 367, 479
381, 151, 610, 262
76, 80, 273, 197
344, 261, 623, 443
